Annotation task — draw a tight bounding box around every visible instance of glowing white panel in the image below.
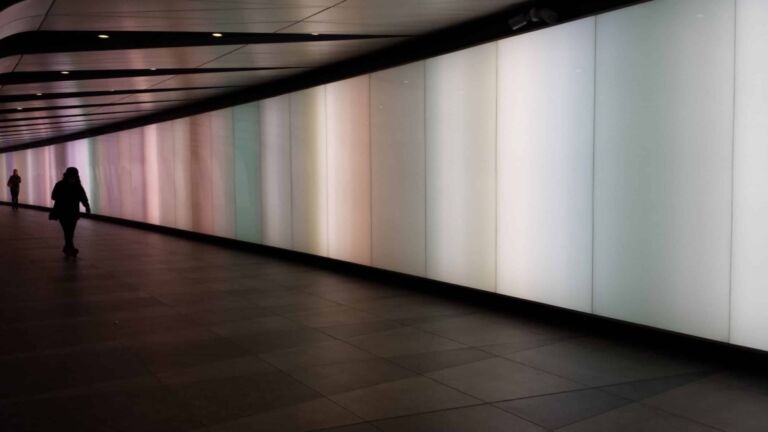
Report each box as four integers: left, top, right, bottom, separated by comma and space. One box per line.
188, 114, 215, 234
92, 134, 120, 216
210, 108, 236, 238
290, 87, 328, 256
25, 148, 47, 206
731, 0, 768, 351
155, 121, 177, 227
143, 125, 162, 225
497, 18, 595, 312
593, 0, 734, 340
233, 102, 262, 243
327, 75, 371, 265
425, 43, 497, 291
173, 117, 193, 231
67, 139, 93, 206
371, 62, 427, 276
260, 95, 292, 249
123, 128, 146, 222
0, 154, 6, 202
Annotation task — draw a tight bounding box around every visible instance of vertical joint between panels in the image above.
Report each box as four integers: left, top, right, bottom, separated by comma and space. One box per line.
289, 98, 295, 249
494, 41, 500, 294
591, 16, 598, 314
369, 76, 374, 265
423, 62, 429, 278
728, 1, 738, 343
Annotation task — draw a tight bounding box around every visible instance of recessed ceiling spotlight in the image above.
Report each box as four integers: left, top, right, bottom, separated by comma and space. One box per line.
60, 71, 70, 74
311, 33, 320, 36
36, 92, 43, 96
16, 107, 22, 110
149, 68, 157, 71
212, 33, 223, 37
97, 34, 110, 39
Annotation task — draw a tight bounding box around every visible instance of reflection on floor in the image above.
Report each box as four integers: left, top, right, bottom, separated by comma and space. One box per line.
1, 207, 767, 432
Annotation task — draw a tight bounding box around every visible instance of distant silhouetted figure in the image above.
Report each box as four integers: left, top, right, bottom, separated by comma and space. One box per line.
6, 169, 21, 210
51, 167, 91, 258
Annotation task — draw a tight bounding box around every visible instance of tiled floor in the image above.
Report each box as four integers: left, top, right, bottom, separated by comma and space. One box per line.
1, 207, 768, 431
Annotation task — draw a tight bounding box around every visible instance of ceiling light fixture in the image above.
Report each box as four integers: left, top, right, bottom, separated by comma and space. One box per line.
60, 71, 69, 74
311, 33, 320, 36
97, 34, 110, 39
16, 107, 22, 110
36, 92, 43, 96
149, 68, 157, 71
212, 33, 223, 37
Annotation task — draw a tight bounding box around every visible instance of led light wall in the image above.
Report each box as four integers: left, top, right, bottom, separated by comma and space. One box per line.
731, 0, 768, 350
497, 17, 595, 312
7, 0, 768, 352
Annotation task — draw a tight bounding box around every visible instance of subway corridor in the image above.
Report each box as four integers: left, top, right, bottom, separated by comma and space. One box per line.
1, 207, 768, 432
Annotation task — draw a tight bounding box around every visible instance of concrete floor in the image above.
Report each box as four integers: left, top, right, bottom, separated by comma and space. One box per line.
1, 207, 767, 432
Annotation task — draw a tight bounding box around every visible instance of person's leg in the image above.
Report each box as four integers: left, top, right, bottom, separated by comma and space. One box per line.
10, 191, 18, 210
59, 219, 76, 253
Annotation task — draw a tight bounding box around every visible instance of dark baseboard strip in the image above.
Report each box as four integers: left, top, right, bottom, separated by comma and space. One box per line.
2, 199, 766, 368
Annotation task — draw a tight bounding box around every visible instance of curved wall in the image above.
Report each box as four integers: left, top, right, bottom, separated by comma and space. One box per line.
4, 0, 768, 352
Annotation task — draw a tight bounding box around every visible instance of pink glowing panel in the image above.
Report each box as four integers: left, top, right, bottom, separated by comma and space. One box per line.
172, 117, 193, 231
425, 43, 497, 292
290, 87, 328, 256
370, 62, 427, 276
143, 124, 162, 225
326, 75, 372, 265
260, 95, 292, 249
93, 134, 120, 217
496, 17, 595, 312
188, 114, 215, 235
0, 154, 6, 202
210, 108, 236, 238
67, 139, 93, 203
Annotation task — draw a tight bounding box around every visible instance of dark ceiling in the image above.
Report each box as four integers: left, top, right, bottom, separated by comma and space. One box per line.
0, 0, 645, 152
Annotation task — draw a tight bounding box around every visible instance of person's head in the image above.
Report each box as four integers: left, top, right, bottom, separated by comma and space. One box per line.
12, 169, 18, 175
63, 167, 80, 183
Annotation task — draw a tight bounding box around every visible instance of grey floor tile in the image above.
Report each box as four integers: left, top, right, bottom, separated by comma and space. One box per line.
331, 376, 480, 420
157, 355, 278, 384
261, 340, 375, 370
510, 337, 709, 386
172, 372, 322, 427
347, 327, 465, 357
389, 347, 495, 373
557, 403, 721, 432
427, 357, 583, 402
317, 320, 404, 339
285, 359, 416, 396
374, 405, 545, 432
415, 314, 573, 347
496, 388, 631, 429
601, 371, 714, 401
207, 398, 361, 432
644, 374, 768, 432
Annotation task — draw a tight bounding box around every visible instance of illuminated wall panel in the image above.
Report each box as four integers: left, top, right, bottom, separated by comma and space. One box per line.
0, 154, 6, 201
327, 75, 372, 265
143, 125, 162, 225
172, 117, 193, 231
233, 102, 262, 243
497, 18, 595, 312
210, 108, 236, 238
290, 87, 328, 256
260, 96, 292, 249
731, 0, 768, 351
593, 0, 734, 340
425, 44, 497, 292
370, 62, 427, 276
68, 139, 93, 207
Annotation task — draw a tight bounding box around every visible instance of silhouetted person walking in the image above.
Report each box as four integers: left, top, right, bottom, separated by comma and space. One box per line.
6, 169, 21, 210
51, 167, 91, 258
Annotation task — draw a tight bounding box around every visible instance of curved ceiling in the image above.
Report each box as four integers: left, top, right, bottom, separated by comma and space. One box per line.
0, 0, 644, 151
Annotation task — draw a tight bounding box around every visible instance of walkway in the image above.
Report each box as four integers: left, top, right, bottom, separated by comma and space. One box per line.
0, 207, 766, 431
